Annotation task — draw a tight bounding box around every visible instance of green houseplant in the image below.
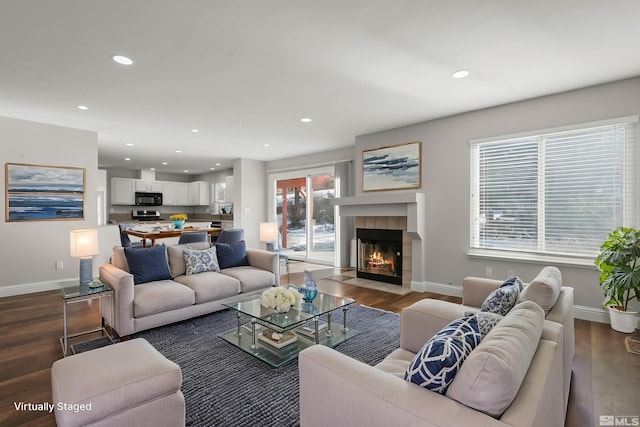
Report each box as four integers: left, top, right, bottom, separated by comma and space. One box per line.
594, 227, 640, 333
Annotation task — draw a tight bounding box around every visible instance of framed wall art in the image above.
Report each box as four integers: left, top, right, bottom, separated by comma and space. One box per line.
5, 163, 86, 221
362, 141, 421, 192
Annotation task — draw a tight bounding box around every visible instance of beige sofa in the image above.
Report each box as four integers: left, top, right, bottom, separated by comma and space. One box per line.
99, 242, 278, 337
299, 267, 574, 427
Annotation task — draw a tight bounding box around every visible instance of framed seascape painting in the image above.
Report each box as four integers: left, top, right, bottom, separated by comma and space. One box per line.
5, 163, 86, 221
362, 141, 422, 192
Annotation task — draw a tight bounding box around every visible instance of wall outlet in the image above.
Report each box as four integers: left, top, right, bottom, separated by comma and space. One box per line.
485, 267, 493, 278
56, 261, 63, 270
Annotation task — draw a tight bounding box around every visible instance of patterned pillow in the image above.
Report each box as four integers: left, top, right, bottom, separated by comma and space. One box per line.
480, 283, 520, 315
500, 276, 524, 292
474, 312, 504, 338
404, 316, 481, 394
183, 246, 220, 275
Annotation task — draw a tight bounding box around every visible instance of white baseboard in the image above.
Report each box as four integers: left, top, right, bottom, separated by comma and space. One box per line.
0, 279, 67, 298
412, 281, 639, 328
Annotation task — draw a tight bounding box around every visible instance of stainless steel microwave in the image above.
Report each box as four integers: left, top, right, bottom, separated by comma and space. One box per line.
135, 192, 163, 206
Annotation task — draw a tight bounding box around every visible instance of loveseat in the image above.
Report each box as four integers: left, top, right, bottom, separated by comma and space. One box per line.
299, 266, 574, 427
99, 241, 278, 337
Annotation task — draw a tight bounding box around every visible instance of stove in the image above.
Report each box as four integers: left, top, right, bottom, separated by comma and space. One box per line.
132, 209, 161, 221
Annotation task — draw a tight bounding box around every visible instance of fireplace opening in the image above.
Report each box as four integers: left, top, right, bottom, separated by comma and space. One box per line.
356, 228, 402, 285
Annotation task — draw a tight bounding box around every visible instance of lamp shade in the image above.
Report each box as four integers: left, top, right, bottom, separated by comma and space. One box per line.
259, 222, 278, 243
70, 229, 99, 258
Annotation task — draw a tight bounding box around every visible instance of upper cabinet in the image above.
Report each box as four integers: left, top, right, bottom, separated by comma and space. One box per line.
163, 181, 189, 206
188, 181, 211, 206
135, 180, 162, 192
111, 178, 135, 205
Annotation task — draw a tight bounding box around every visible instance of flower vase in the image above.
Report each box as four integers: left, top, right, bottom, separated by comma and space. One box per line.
173, 220, 185, 229
298, 270, 318, 302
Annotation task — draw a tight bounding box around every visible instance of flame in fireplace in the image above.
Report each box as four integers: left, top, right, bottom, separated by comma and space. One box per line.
367, 250, 395, 273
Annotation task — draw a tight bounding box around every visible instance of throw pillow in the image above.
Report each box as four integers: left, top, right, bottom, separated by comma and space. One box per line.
183, 246, 220, 275
500, 276, 524, 292
519, 266, 562, 314
466, 311, 504, 339
124, 245, 172, 285
404, 316, 481, 394
480, 282, 520, 316
215, 240, 250, 269
446, 301, 545, 417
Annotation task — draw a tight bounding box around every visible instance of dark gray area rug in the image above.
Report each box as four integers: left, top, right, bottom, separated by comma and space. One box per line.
73, 305, 400, 427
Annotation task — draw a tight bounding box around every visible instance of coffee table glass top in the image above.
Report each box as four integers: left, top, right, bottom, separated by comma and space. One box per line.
60, 279, 110, 299
222, 290, 355, 331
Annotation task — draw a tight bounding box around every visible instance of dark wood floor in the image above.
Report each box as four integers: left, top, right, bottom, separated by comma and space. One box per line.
1, 269, 638, 426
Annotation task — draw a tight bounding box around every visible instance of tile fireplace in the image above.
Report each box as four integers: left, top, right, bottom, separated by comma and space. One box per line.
356, 228, 403, 285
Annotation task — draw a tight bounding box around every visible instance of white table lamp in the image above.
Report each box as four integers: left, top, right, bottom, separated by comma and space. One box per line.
259, 222, 279, 251
70, 228, 99, 285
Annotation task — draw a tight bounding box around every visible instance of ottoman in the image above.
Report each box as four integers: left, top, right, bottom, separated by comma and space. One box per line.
51, 338, 184, 427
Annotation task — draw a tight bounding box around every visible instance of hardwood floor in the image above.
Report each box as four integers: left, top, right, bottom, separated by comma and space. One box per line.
1, 268, 638, 426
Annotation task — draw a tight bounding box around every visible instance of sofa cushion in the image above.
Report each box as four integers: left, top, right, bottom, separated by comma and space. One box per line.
112, 246, 129, 272
446, 300, 544, 417
480, 281, 520, 315
167, 242, 212, 278
124, 245, 172, 285
215, 241, 250, 269
133, 280, 195, 317
519, 266, 562, 314
184, 246, 220, 275
404, 315, 481, 394
174, 272, 241, 304
220, 266, 276, 293
375, 348, 415, 379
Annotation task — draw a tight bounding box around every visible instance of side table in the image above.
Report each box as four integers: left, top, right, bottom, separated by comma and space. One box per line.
59, 279, 115, 357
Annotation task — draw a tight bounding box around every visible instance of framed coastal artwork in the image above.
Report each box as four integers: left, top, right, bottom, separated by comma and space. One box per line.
362, 141, 422, 192
5, 163, 86, 221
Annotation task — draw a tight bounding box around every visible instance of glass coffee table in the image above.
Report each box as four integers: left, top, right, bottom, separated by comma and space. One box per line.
220, 289, 357, 367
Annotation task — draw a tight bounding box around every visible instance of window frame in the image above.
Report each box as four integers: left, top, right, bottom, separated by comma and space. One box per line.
469, 116, 639, 265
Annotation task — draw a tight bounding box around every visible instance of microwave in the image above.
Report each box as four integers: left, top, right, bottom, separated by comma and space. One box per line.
135, 192, 163, 206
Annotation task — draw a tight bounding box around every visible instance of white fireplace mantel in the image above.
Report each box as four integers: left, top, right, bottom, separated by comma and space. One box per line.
332, 193, 425, 238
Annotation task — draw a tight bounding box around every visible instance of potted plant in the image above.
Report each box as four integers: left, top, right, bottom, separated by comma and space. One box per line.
594, 227, 640, 333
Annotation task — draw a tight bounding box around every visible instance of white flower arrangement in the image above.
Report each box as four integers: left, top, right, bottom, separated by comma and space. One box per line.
260, 286, 303, 313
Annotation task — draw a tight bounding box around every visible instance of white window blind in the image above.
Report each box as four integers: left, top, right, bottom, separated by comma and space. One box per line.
470, 117, 638, 258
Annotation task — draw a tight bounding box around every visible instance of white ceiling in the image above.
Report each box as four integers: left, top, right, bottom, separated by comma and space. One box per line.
1, 1, 639, 174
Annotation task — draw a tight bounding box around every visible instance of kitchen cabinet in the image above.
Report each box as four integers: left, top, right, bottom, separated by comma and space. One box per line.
188, 181, 211, 206
162, 182, 189, 206
135, 180, 162, 192
111, 178, 135, 205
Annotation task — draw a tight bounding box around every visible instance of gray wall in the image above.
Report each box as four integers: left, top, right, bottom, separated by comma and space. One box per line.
354, 77, 640, 319
0, 117, 98, 295
234, 158, 267, 248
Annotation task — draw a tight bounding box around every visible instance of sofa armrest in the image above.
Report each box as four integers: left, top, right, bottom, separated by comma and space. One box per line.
299, 345, 504, 427
99, 263, 135, 337
462, 277, 502, 307
246, 249, 279, 285
400, 299, 474, 354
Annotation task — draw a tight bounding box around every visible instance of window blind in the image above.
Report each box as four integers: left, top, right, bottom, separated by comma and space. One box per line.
470, 118, 638, 258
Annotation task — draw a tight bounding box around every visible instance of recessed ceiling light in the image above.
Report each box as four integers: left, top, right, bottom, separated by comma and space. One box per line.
210, 167, 216, 170
77, 105, 88, 110
452, 70, 470, 79
191, 129, 199, 133
215, 163, 221, 166
176, 150, 182, 153
184, 170, 189, 173
111, 55, 133, 65
300, 118, 312, 123
162, 162, 168, 165
150, 168, 155, 171
125, 143, 134, 146
124, 157, 131, 161
264, 144, 270, 147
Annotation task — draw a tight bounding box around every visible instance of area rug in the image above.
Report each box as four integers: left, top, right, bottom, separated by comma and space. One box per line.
73, 305, 400, 426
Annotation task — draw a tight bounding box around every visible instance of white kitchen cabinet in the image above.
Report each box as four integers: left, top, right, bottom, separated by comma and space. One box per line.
135, 180, 162, 192
188, 181, 211, 206
111, 178, 135, 205
162, 182, 189, 206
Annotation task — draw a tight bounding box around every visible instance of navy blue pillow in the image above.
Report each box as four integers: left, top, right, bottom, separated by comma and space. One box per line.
215, 240, 250, 269
124, 245, 172, 285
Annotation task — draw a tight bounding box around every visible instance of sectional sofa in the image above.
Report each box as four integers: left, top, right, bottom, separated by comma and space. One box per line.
299, 266, 574, 426
99, 241, 278, 337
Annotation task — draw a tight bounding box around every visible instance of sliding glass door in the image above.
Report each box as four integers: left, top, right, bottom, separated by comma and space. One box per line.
272, 167, 336, 265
